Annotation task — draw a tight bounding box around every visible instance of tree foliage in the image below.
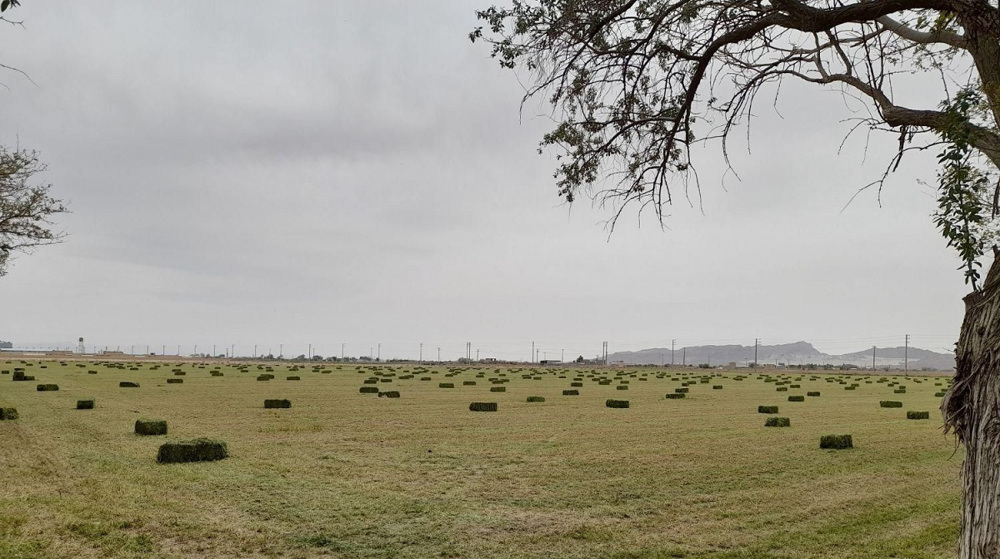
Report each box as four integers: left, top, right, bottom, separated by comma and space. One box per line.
471, 0, 1000, 285
0, 148, 66, 276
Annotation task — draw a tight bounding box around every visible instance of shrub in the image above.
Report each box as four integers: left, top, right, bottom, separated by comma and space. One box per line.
157, 438, 228, 463
765, 417, 790, 427
879, 401, 903, 408
359, 386, 379, 394
605, 399, 629, 409
758, 405, 779, 414
120, 381, 139, 388
36, 384, 59, 391
0, 407, 18, 420
76, 399, 95, 410
665, 393, 686, 399
820, 434, 853, 449
526, 396, 545, 403
907, 410, 930, 420
788, 395, 805, 402
166, 378, 183, 384
264, 399, 291, 409
807, 391, 821, 397
469, 402, 498, 412
135, 419, 167, 436
562, 389, 579, 396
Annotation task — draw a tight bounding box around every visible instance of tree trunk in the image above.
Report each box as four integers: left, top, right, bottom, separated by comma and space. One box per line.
945, 256, 1000, 558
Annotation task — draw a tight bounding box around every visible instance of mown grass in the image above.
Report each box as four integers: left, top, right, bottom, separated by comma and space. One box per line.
0, 360, 959, 558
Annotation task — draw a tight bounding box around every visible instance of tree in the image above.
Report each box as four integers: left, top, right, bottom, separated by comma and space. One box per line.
0, 148, 66, 276
471, 1, 999, 556
0, 1, 65, 277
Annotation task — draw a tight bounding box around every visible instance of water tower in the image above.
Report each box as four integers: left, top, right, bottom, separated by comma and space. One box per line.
77, 337, 85, 354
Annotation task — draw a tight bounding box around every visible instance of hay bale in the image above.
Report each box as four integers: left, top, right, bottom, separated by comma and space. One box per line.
776, 387, 788, 392
210, 371, 224, 377
469, 402, 498, 412
570, 382, 583, 387
764, 417, 790, 427
359, 386, 379, 394
893, 389, 906, 394
820, 434, 853, 449
119, 381, 139, 388
664, 393, 686, 399
562, 389, 579, 396
907, 410, 930, 420
439, 383, 455, 388
174, 371, 186, 376
381, 391, 401, 398
675, 387, 689, 394
934, 391, 947, 397
76, 399, 95, 410
0, 407, 18, 420
166, 378, 183, 384
157, 438, 228, 463
526, 396, 545, 403
286, 376, 300, 381
807, 391, 820, 397
88, 370, 97, 375
36, 384, 59, 391
463, 381, 477, 386
264, 399, 291, 409
758, 405, 779, 414
135, 419, 167, 436
712, 385, 723, 390
490, 386, 506, 392
605, 399, 629, 409
880, 401, 903, 408
617, 385, 629, 391
256, 375, 271, 381
788, 395, 805, 402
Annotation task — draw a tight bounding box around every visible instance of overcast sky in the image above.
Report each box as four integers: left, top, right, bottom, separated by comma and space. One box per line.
0, 1, 971, 360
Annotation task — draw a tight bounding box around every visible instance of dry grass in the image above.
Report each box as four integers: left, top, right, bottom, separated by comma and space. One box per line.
0, 360, 959, 558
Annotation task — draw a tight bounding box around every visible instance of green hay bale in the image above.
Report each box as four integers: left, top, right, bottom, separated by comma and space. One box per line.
256, 375, 271, 381
363, 379, 378, 384
490, 386, 506, 392
380, 391, 401, 398
758, 405, 779, 414
359, 386, 379, 394
844, 386, 857, 390
788, 395, 805, 402
790, 384, 801, 388
264, 399, 291, 409
764, 417, 790, 427
439, 382, 455, 388
174, 371, 186, 376
286, 376, 300, 381
820, 434, 853, 449
157, 438, 228, 464
135, 419, 167, 436
469, 402, 498, 412
605, 399, 629, 409
36, 384, 59, 391
907, 410, 930, 420
807, 391, 821, 397
675, 387, 689, 394
562, 389, 579, 396
570, 382, 583, 387
0, 407, 18, 420
76, 399, 95, 410
166, 378, 183, 384
893, 389, 906, 394
880, 401, 903, 408
210, 371, 223, 377
119, 381, 140, 388
935, 391, 947, 397
463, 381, 477, 386
420, 377, 432, 381
776, 387, 788, 392
88, 371, 97, 375
664, 393, 686, 399
526, 396, 546, 403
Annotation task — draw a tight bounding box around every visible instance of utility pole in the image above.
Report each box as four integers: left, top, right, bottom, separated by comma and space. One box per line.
476, 348, 480, 361
341, 343, 344, 359
671, 339, 675, 366
602, 341, 608, 366
683, 347, 686, 366
754, 338, 759, 370
466, 342, 471, 361
561, 348, 564, 362
904, 334, 909, 372
176, 345, 180, 356
213, 345, 216, 358
280, 343, 283, 358
231, 344, 235, 359
308, 343, 312, 359
254, 344, 257, 359
194, 344, 198, 356
872, 345, 876, 370
419, 343, 423, 362
531, 341, 535, 363
161, 345, 165, 356
377, 343, 381, 361
437, 347, 441, 361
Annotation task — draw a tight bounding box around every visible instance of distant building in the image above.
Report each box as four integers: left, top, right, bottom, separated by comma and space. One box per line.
0, 340, 11, 349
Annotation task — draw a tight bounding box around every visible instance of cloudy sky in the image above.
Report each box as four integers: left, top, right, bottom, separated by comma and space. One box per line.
0, 1, 971, 360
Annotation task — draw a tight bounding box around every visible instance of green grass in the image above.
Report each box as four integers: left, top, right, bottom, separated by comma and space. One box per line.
0, 359, 959, 558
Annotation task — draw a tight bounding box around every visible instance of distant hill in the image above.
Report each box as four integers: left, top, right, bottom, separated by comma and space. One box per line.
607, 341, 954, 370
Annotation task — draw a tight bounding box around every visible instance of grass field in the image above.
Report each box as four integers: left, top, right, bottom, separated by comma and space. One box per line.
0, 359, 960, 558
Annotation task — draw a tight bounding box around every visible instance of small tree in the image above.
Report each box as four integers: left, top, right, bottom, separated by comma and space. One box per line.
0, 148, 67, 277
472, 1, 999, 556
